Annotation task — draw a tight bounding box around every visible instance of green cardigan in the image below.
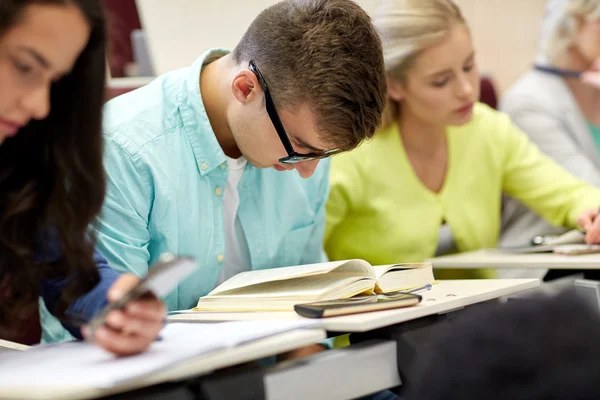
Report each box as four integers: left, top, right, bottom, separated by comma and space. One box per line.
325, 103, 600, 279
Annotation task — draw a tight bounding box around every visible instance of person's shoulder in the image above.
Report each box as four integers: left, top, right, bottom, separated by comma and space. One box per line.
501, 70, 568, 112
103, 68, 190, 155
407, 290, 600, 400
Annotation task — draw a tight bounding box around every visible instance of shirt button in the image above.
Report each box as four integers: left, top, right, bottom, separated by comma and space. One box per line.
217, 254, 224, 263
200, 162, 208, 171
220, 162, 227, 169
215, 187, 222, 196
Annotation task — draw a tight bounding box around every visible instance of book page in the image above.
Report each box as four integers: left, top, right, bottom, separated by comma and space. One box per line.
377, 264, 435, 293
195, 277, 377, 311
372, 262, 430, 280
205, 275, 374, 299
208, 259, 373, 296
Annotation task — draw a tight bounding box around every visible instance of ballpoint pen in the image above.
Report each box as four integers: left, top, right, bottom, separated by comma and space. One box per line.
533, 64, 582, 79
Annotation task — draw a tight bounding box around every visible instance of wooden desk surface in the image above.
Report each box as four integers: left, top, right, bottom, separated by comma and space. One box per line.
169, 279, 540, 332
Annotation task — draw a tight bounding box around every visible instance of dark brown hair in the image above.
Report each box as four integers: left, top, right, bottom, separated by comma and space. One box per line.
232, 0, 388, 151
0, 0, 106, 326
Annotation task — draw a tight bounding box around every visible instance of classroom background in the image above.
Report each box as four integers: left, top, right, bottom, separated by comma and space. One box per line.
104, 0, 546, 100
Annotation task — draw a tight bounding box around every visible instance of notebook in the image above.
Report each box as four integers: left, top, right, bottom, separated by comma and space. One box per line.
0, 320, 318, 389
500, 230, 587, 254
194, 259, 435, 312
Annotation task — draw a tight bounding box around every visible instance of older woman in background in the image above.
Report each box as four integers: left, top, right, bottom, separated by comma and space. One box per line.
500, 0, 600, 281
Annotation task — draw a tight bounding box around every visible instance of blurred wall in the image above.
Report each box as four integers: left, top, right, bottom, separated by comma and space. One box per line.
133, 0, 546, 94
455, 0, 546, 94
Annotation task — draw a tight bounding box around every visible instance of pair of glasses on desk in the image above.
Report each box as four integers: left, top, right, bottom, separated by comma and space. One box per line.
294, 284, 432, 318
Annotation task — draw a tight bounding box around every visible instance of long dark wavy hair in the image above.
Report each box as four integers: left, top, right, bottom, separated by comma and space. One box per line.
0, 0, 107, 325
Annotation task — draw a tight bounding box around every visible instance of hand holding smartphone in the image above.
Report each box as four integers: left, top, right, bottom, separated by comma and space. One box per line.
87, 253, 199, 337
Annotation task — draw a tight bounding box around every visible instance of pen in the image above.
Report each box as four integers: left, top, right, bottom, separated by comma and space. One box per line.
379, 283, 433, 298
406, 283, 433, 294
533, 64, 582, 79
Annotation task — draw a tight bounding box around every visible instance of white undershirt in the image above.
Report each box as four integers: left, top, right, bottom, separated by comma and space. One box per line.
216, 156, 251, 286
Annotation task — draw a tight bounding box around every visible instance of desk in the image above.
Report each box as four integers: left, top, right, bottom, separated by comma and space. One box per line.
0, 328, 325, 400
168, 279, 537, 398
169, 279, 539, 332
2, 280, 539, 400
428, 250, 600, 269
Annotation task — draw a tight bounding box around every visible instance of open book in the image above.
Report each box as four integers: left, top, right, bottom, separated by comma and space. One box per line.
194, 259, 435, 312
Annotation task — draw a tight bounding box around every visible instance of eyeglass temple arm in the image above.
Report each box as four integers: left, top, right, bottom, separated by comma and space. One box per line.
264, 96, 295, 155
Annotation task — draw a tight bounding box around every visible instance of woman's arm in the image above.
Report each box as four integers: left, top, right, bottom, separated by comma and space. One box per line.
501, 115, 600, 229
41, 250, 165, 356
40, 250, 116, 339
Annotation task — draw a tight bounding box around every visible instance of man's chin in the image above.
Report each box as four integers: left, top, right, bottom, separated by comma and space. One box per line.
242, 156, 268, 169
240, 155, 289, 170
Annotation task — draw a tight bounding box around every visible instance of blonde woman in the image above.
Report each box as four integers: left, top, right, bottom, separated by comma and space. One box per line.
500, 0, 600, 281
324, 0, 600, 280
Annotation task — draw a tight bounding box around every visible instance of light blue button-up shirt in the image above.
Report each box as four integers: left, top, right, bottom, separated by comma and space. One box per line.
95, 49, 329, 311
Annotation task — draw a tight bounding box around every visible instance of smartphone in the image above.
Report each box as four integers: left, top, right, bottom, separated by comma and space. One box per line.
87, 253, 199, 336
294, 293, 422, 318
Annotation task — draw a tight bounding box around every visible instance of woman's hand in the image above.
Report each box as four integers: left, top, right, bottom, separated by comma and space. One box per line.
577, 208, 600, 244
82, 274, 165, 356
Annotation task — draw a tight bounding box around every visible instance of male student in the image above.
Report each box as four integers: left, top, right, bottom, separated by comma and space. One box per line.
94, 0, 387, 312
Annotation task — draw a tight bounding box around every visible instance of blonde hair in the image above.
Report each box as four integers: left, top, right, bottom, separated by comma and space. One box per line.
544, 0, 600, 64
373, 0, 466, 128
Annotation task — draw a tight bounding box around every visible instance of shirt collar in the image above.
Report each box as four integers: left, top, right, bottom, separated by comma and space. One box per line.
179, 48, 230, 176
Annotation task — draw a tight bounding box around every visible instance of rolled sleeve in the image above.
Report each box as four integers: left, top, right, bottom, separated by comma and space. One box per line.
41, 250, 118, 339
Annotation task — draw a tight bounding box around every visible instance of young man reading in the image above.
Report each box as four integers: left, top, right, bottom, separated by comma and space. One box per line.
94, 0, 387, 316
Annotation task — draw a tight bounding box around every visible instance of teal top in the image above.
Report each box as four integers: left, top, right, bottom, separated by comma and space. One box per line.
95, 49, 329, 311
587, 121, 600, 156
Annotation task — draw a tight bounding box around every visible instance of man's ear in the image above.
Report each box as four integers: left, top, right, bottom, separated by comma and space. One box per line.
387, 77, 406, 102
231, 69, 260, 104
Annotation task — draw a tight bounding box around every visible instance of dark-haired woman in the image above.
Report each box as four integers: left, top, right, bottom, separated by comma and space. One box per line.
0, 0, 164, 355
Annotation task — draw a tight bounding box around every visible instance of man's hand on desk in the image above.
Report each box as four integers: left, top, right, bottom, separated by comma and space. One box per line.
82, 274, 166, 356
277, 343, 327, 361
578, 208, 600, 244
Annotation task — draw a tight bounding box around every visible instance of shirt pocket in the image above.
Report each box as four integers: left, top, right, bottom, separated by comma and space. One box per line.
281, 223, 316, 266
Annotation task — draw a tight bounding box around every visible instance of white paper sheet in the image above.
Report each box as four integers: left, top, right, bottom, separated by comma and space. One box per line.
0, 320, 318, 388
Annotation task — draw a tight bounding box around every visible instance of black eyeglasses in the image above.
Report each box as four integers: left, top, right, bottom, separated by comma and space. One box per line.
248, 60, 339, 164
